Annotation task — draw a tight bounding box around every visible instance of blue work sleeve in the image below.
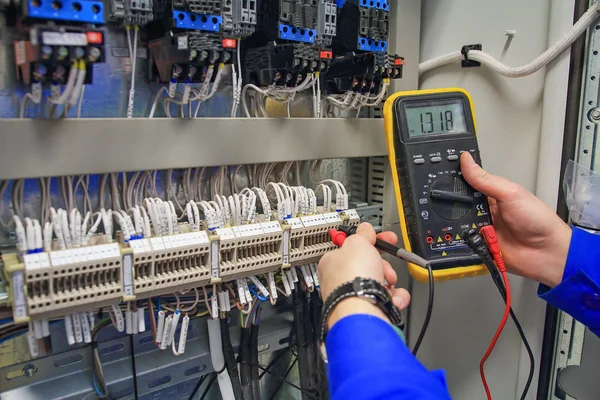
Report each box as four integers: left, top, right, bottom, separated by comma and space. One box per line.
326, 314, 452, 400
538, 226, 600, 336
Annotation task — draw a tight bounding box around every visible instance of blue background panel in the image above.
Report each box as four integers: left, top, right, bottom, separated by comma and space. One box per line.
359, 0, 389, 11
26, 0, 105, 24
278, 24, 316, 44
172, 11, 222, 32
357, 36, 387, 52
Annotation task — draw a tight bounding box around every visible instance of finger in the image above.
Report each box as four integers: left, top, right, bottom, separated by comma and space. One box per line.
461, 152, 520, 202
390, 288, 411, 310
356, 222, 376, 245
377, 231, 398, 245
383, 261, 397, 287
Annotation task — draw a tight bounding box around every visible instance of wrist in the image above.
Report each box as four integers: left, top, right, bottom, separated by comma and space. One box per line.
536, 223, 572, 287
328, 297, 390, 329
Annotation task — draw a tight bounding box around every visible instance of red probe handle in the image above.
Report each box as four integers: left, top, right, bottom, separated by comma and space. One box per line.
329, 229, 348, 247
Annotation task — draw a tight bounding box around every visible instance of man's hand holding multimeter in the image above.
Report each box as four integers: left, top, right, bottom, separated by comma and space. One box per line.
383, 88, 493, 282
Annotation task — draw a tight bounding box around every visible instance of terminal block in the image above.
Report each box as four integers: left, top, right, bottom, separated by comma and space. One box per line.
243, 42, 331, 87
212, 221, 287, 282
169, 0, 223, 32
149, 32, 235, 83
3, 243, 132, 321
249, 0, 319, 45
221, 0, 257, 38
325, 52, 403, 93
334, 0, 389, 54
13, 26, 105, 84
316, 0, 336, 46
128, 230, 211, 298
284, 211, 350, 265
20, 0, 105, 24
108, 0, 154, 26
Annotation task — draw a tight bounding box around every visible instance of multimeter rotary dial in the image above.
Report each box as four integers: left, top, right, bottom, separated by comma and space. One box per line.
429, 175, 474, 221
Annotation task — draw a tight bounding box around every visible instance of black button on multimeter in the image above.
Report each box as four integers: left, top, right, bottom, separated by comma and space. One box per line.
383, 88, 492, 282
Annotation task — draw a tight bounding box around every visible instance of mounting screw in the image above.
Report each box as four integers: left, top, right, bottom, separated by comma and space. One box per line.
23, 364, 37, 377
590, 108, 600, 121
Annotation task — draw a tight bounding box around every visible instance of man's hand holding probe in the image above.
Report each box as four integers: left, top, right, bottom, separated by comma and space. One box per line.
318, 152, 573, 331
460, 152, 572, 288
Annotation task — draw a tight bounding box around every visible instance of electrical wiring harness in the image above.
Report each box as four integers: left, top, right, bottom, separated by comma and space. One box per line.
0, 173, 359, 361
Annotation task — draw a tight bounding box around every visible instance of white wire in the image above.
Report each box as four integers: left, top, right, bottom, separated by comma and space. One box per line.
76, 85, 86, 118
20, 94, 36, 119
48, 63, 78, 105
127, 27, 138, 118
419, 4, 599, 77
149, 87, 168, 118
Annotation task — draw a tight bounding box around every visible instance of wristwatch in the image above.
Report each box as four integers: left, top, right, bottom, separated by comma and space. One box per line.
319, 277, 405, 362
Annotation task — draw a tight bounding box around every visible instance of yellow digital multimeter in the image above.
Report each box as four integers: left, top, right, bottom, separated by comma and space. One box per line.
383, 88, 492, 282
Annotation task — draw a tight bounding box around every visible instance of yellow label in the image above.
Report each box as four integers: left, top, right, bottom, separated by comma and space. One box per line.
437, 237, 443, 243
472, 223, 477, 229
477, 211, 483, 217
455, 234, 461, 240
442, 251, 448, 257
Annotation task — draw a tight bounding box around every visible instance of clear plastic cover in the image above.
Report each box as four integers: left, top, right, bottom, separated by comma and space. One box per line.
563, 160, 600, 230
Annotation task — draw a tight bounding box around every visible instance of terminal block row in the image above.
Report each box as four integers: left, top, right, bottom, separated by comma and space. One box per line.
148, 32, 235, 83
3, 243, 131, 321
14, 26, 105, 85
3, 210, 361, 322
243, 42, 332, 86
213, 221, 286, 282
128, 231, 211, 298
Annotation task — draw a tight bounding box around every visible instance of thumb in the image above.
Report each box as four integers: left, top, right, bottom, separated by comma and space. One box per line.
460, 152, 517, 201
355, 222, 376, 245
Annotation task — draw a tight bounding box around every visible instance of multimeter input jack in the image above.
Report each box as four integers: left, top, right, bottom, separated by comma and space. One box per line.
444, 233, 452, 242
426, 236, 434, 244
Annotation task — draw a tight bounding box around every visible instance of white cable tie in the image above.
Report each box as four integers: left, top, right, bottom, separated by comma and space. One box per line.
64, 315, 75, 346
81, 312, 92, 343
156, 310, 166, 344
27, 329, 39, 358
138, 308, 146, 333
237, 279, 247, 305
41, 319, 50, 337
125, 310, 133, 335
111, 304, 125, 332
32, 319, 43, 339
160, 315, 173, 350
178, 314, 190, 355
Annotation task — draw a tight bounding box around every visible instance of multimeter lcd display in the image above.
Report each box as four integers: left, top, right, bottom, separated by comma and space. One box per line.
404, 100, 468, 137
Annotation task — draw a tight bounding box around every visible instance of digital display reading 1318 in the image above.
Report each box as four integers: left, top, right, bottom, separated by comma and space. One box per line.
404, 100, 468, 137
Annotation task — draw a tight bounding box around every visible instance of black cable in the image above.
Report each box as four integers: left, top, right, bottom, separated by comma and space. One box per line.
265, 358, 304, 400
259, 347, 290, 380
411, 263, 434, 356
481, 257, 535, 400
198, 372, 218, 400
293, 282, 313, 400
250, 323, 261, 400
239, 326, 254, 400
465, 229, 535, 400
187, 373, 209, 400
129, 334, 139, 400
220, 317, 244, 400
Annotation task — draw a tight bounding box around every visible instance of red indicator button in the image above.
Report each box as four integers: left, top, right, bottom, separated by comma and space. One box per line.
222, 38, 237, 48
86, 31, 103, 44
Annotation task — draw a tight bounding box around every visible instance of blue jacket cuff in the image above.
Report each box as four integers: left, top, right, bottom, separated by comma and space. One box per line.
538, 226, 600, 337
326, 314, 451, 399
